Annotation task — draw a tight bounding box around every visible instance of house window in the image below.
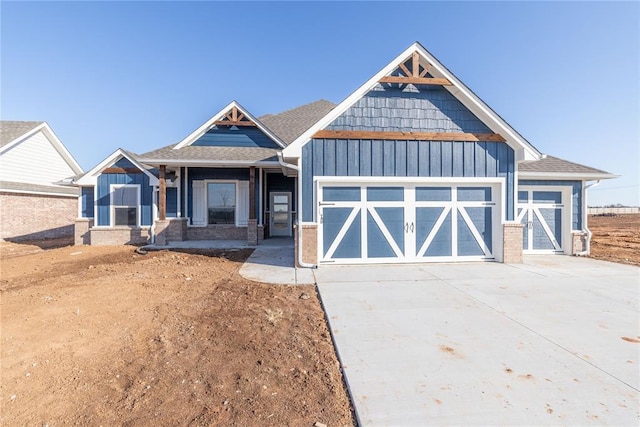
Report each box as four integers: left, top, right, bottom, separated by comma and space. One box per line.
111, 185, 139, 226
207, 182, 235, 224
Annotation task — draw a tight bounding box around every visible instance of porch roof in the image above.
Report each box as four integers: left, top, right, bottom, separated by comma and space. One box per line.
0, 180, 78, 196
138, 144, 280, 165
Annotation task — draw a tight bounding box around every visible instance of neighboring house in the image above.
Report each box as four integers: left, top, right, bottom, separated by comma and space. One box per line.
0, 121, 83, 241
74, 42, 615, 265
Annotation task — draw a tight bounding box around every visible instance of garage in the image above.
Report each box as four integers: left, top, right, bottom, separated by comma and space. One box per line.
318, 181, 501, 264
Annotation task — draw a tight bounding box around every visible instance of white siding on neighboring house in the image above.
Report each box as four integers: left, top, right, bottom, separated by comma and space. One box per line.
0, 130, 77, 184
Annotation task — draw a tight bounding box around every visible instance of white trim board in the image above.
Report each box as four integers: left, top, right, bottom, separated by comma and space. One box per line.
76, 148, 158, 186
172, 101, 286, 150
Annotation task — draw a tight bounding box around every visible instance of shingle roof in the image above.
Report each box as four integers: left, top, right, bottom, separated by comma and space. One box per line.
0, 121, 43, 148
519, 155, 612, 176
259, 100, 336, 145
0, 180, 77, 196
139, 144, 280, 163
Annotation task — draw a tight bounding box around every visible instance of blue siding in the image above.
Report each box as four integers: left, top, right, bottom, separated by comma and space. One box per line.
186, 168, 250, 219
167, 187, 178, 218
327, 84, 491, 133
519, 180, 583, 230
192, 126, 280, 148
302, 140, 515, 222
97, 173, 152, 226
81, 187, 94, 218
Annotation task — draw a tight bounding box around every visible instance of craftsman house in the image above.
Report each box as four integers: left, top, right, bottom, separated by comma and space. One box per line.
74, 42, 615, 265
1, 121, 83, 241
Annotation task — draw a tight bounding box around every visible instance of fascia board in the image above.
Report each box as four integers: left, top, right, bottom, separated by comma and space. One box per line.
138, 159, 282, 167
173, 101, 287, 150
0, 122, 45, 155
283, 45, 419, 159
416, 45, 541, 160
40, 123, 84, 174
0, 188, 78, 198
76, 148, 159, 186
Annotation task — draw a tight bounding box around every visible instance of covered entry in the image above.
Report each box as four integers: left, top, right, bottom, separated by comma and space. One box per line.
318, 180, 502, 264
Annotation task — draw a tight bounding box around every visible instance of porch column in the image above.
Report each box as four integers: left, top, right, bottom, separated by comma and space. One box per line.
249, 166, 256, 220
247, 166, 258, 245
159, 165, 166, 220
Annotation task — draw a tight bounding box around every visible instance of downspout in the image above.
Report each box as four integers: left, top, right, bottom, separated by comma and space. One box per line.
278, 153, 317, 268
576, 180, 600, 256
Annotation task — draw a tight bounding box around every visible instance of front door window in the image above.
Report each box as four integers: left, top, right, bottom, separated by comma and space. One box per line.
270, 192, 291, 236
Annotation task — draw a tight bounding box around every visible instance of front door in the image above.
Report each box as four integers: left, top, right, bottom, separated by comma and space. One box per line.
270, 192, 292, 237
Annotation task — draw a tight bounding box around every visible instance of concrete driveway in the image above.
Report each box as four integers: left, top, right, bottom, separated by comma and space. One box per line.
316, 256, 639, 426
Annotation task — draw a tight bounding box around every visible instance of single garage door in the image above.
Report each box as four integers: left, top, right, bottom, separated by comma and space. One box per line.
517, 186, 569, 254
319, 182, 499, 264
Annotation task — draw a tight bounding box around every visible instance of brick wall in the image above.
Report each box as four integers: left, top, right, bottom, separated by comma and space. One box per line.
154, 218, 188, 245
298, 224, 317, 266
572, 231, 588, 255
503, 223, 523, 263
89, 227, 151, 245
0, 192, 76, 241
186, 225, 247, 240
247, 219, 258, 245
75, 218, 94, 245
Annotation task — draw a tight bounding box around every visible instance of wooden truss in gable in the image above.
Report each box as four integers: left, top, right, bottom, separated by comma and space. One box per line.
379, 51, 452, 86
213, 106, 257, 127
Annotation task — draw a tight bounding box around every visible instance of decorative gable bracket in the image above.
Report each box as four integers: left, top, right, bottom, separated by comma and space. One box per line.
379, 51, 452, 86
213, 106, 257, 127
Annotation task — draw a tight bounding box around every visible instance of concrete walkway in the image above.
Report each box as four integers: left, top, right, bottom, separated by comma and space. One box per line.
239, 238, 315, 285
144, 238, 315, 285
316, 256, 640, 426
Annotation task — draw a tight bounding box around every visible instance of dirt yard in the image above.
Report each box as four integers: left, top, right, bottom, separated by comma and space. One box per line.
0, 244, 355, 426
589, 214, 640, 266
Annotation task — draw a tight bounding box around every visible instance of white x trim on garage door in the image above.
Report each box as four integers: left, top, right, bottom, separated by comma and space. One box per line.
517, 186, 571, 254
318, 179, 503, 264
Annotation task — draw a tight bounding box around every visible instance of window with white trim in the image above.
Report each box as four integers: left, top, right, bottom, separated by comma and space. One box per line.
111, 184, 139, 226
207, 182, 236, 224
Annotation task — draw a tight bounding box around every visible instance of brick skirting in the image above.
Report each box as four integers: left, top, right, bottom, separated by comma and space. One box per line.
503, 222, 524, 263
89, 227, 151, 245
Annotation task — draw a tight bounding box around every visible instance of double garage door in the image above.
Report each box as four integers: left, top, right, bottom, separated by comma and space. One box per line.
318, 182, 500, 264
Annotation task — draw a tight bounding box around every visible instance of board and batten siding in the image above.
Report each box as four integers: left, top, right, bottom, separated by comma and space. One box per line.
96, 158, 153, 226
81, 187, 94, 218
0, 130, 77, 185
518, 180, 582, 230
302, 140, 515, 222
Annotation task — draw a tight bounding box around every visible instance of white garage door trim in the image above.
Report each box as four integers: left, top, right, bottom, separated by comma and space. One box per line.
316, 177, 504, 265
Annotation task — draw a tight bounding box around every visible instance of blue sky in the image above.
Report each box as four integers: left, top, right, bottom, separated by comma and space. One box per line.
2, 1, 638, 206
